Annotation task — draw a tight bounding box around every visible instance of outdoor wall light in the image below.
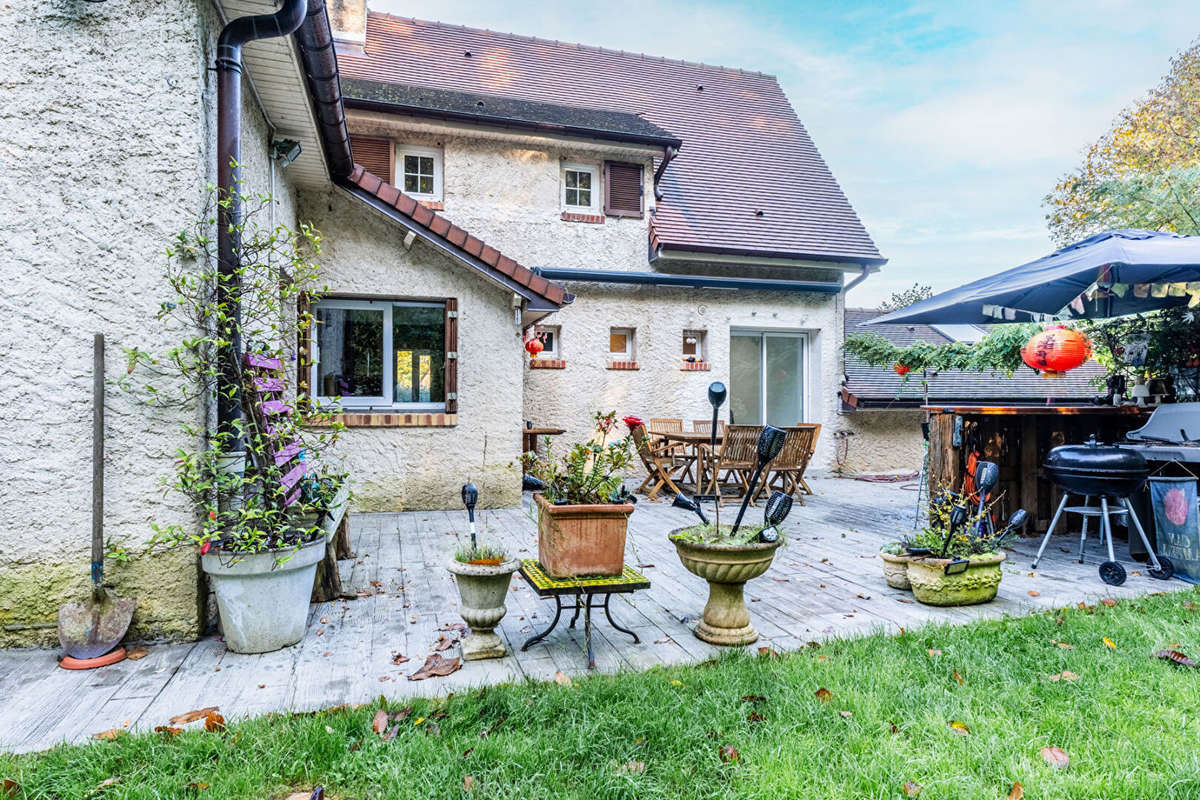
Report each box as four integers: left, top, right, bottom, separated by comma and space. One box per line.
271, 139, 302, 167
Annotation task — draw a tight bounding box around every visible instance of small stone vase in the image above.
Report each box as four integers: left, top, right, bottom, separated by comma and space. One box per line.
879, 551, 913, 590
447, 558, 520, 660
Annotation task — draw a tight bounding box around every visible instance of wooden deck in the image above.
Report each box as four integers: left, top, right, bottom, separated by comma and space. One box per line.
0, 477, 1182, 753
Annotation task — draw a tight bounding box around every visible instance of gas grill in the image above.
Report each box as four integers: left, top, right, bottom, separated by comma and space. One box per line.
1116, 402, 1200, 462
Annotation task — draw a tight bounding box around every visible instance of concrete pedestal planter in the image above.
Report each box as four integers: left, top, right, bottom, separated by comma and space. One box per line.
201, 537, 324, 654
907, 552, 1006, 606
669, 530, 783, 646
535, 493, 634, 578
447, 558, 520, 660
880, 551, 913, 590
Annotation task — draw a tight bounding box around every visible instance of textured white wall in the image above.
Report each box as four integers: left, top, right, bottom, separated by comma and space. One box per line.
296, 190, 526, 511
834, 410, 927, 475
0, 0, 298, 645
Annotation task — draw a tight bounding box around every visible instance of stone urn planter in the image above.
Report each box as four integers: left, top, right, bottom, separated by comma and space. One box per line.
201, 536, 325, 654
879, 550, 913, 590
907, 552, 1006, 606
447, 558, 520, 660
535, 493, 634, 578
669, 529, 783, 646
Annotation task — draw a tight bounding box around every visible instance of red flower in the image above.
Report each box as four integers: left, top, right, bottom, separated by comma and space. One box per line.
622, 415, 644, 430
199, 541, 211, 555
208, 510, 217, 521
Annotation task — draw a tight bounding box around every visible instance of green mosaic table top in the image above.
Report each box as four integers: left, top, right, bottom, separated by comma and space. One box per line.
519, 559, 650, 596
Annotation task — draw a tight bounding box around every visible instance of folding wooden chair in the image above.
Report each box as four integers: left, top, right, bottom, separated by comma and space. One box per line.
649, 417, 694, 480
691, 420, 726, 436
630, 422, 688, 502
794, 423, 821, 496
761, 426, 817, 504
702, 424, 761, 506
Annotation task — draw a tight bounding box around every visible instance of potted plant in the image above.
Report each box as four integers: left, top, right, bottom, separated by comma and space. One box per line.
296, 469, 352, 544
879, 541, 912, 590
447, 483, 520, 660
524, 411, 636, 578
119, 190, 345, 654
902, 496, 1025, 607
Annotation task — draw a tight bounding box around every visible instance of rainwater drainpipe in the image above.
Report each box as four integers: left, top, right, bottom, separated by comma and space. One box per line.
215, 0, 307, 453
842, 264, 872, 294
652, 145, 678, 201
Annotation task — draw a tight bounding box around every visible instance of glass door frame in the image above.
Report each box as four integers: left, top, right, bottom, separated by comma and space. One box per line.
729, 328, 812, 426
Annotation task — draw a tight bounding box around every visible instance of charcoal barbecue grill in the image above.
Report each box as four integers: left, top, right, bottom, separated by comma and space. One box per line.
1032, 435, 1175, 586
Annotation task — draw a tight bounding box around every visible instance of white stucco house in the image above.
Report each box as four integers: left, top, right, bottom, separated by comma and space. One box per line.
0, 0, 881, 645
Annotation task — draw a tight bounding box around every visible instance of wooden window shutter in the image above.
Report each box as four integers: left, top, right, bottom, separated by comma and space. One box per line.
350, 135, 394, 182
444, 298, 458, 414
604, 161, 644, 218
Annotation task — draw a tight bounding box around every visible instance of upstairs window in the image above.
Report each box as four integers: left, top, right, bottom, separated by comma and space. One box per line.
537, 326, 560, 359
683, 330, 706, 362
609, 327, 634, 360
562, 162, 600, 213
398, 145, 443, 200
604, 161, 644, 218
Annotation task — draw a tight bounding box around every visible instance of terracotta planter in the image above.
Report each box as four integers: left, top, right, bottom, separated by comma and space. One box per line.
907, 552, 1006, 606
669, 529, 783, 646
535, 493, 634, 578
879, 551, 913, 590
447, 558, 520, 660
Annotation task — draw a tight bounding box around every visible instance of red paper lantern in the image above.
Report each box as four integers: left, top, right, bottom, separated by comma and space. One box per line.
1021, 326, 1091, 378
525, 337, 544, 359
893, 363, 911, 376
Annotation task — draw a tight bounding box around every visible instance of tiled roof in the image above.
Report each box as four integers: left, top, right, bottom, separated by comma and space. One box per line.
344, 164, 569, 308
342, 78, 682, 147
844, 309, 1106, 405
337, 13, 883, 265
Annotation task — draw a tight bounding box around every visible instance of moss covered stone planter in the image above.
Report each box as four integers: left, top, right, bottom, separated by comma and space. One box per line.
907, 552, 1006, 606
447, 558, 520, 661
669, 529, 783, 646
880, 551, 913, 590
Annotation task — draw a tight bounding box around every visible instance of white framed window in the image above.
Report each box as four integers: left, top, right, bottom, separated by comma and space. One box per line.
311, 298, 446, 410
397, 145, 443, 200
609, 327, 634, 360
683, 330, 706, 361
536, 326, 560, 359
562, 161, 600, 213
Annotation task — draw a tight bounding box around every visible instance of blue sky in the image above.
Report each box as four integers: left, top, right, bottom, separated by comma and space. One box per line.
372, 0, 1200, 306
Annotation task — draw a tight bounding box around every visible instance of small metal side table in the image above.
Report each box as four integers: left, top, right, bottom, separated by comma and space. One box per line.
518, 559, 649, 670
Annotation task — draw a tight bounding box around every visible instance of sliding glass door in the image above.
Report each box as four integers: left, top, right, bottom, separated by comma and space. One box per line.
729, 331, 807, 426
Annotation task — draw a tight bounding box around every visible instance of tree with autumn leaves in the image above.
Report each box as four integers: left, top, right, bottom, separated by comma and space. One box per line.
1045, 39, 1200, 244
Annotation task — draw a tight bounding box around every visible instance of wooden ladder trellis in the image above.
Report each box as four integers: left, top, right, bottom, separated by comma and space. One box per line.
244, 352, 306, 507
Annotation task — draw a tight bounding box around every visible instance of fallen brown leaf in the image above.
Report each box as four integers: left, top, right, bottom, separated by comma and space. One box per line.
889, 721, 899, 734
741, 694, 767, 703
1, 779, 18, 798
91, 728, 123, 740
125, 646, 150, 661
204, 712, 226, 732
952, 668, 963, 684
1041, 745, 1069, 769
719, 744, 739, 762
947, 720, 970, 736
757, 646, 780, 658
169, 706, 219, 725
814, 687, 832, 702
554, 671, 574, 687
1027, 590, 1040, 597
408, 653, 462, 681
392, 653, 409, 665
904, 780, 922, 797
927, 648, 942, 656
1053, 640, 1075, 650
1100, 598, 1117, 607
747, 711, 766, 723
425, 721, 441, 737
381, 724, 399, 743
320, 616, 329, 624
1156, 649, 1198, 668
93, 777, 120, 791
1008, 781, 1024, 799
153, 726, 183, 737
839, 710, 853, 718
391, 706, 414, 722
1049, 670, 1080, 682
372, 709, 388, 735
463, 775, 476, 792
618, 761, 646, 774
434, 635, 455, 652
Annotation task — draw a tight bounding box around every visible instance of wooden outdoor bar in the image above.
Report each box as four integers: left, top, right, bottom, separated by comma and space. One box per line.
925, 405, 1148, 531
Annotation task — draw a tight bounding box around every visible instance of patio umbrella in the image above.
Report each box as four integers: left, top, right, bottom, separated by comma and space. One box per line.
864, 230, 1200, 326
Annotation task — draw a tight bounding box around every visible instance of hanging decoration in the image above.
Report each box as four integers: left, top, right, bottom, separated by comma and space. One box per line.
1020, 325, 1091, 378
893, 363, 911, 376
525, 336, 544, 359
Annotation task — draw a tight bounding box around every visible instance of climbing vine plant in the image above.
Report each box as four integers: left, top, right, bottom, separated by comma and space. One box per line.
843, 323, 1042, 385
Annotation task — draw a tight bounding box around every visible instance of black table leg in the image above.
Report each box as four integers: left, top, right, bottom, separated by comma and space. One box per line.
585, 593, 595, 670
603, 593, 640, 643
569, 597, 582, 629
522, 595, 563, 651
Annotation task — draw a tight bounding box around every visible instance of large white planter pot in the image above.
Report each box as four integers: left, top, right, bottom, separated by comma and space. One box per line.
201, 538, 324, 654
446, 558, 519, 660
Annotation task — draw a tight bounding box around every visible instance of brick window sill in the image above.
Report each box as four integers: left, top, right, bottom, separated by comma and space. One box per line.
561, 211, 605, 224
680, 360, 710, 371
418, 199, 445, 211
530, 359, 566, 369
307, 412, 458, 428
607, 360, 639, 370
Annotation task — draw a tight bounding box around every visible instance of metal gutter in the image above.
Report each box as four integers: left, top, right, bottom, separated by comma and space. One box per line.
337, 179, 571, 311
531, 267, 843, 294
342, 96, 683, 150
294, 0, 352, 178
654, 244, 887, 269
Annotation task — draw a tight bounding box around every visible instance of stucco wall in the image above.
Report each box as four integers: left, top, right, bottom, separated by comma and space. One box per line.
833, 409, 927, 475
296, 190, 525, 511
0, 0, 298, 646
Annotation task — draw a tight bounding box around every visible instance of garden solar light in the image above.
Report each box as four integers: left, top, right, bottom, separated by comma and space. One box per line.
757, 490, 793, 543
992, 509, 1028, 550
697, 381, 728, 504
673, 492, 709, 526
730, 425, 786, 535
522, 473, 545, 492
462, 482, 478, 547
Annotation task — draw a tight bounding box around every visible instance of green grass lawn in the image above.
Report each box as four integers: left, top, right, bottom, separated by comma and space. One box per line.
6, 589, 1200, 799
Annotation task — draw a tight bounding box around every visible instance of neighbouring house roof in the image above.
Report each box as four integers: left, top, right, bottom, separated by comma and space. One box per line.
336, 13, 884, 266
843, 309, 1107, 409
342, 78, 682, 148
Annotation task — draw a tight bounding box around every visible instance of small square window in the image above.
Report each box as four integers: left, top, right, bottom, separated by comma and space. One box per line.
562, 162, 600, 212
683, 330, 706, 361
609, 327, 634, 359
397, 145, 442, 200
536, 326, 560, 359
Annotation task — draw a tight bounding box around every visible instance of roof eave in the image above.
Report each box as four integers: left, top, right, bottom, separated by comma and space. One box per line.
654, 244, 886, 269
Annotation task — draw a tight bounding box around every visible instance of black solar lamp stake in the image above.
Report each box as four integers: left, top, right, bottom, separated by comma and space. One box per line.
696, 381, 727, 529
730, 425, 787, 536
461, 482, 478, 549
755, 490, 793, 544
672, 492, 709, 526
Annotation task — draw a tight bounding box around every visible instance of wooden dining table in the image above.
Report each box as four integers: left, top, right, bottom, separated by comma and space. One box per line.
655, 430, 723, 495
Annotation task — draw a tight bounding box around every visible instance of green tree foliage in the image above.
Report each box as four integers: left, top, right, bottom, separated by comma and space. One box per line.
878, 282, 935, 312
1045, 39, 1200, 244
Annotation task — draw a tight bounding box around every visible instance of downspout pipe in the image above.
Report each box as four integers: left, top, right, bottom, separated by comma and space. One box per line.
652, 145, 678, 202
215, 0, 308, 449
842, 264, 872, 293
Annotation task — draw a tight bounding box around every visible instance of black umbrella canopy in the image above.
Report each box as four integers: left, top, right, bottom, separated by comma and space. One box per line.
864, 230, 1200, 326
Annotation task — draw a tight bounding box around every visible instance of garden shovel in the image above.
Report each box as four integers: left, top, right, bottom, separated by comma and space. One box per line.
57, 334, 136, 662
